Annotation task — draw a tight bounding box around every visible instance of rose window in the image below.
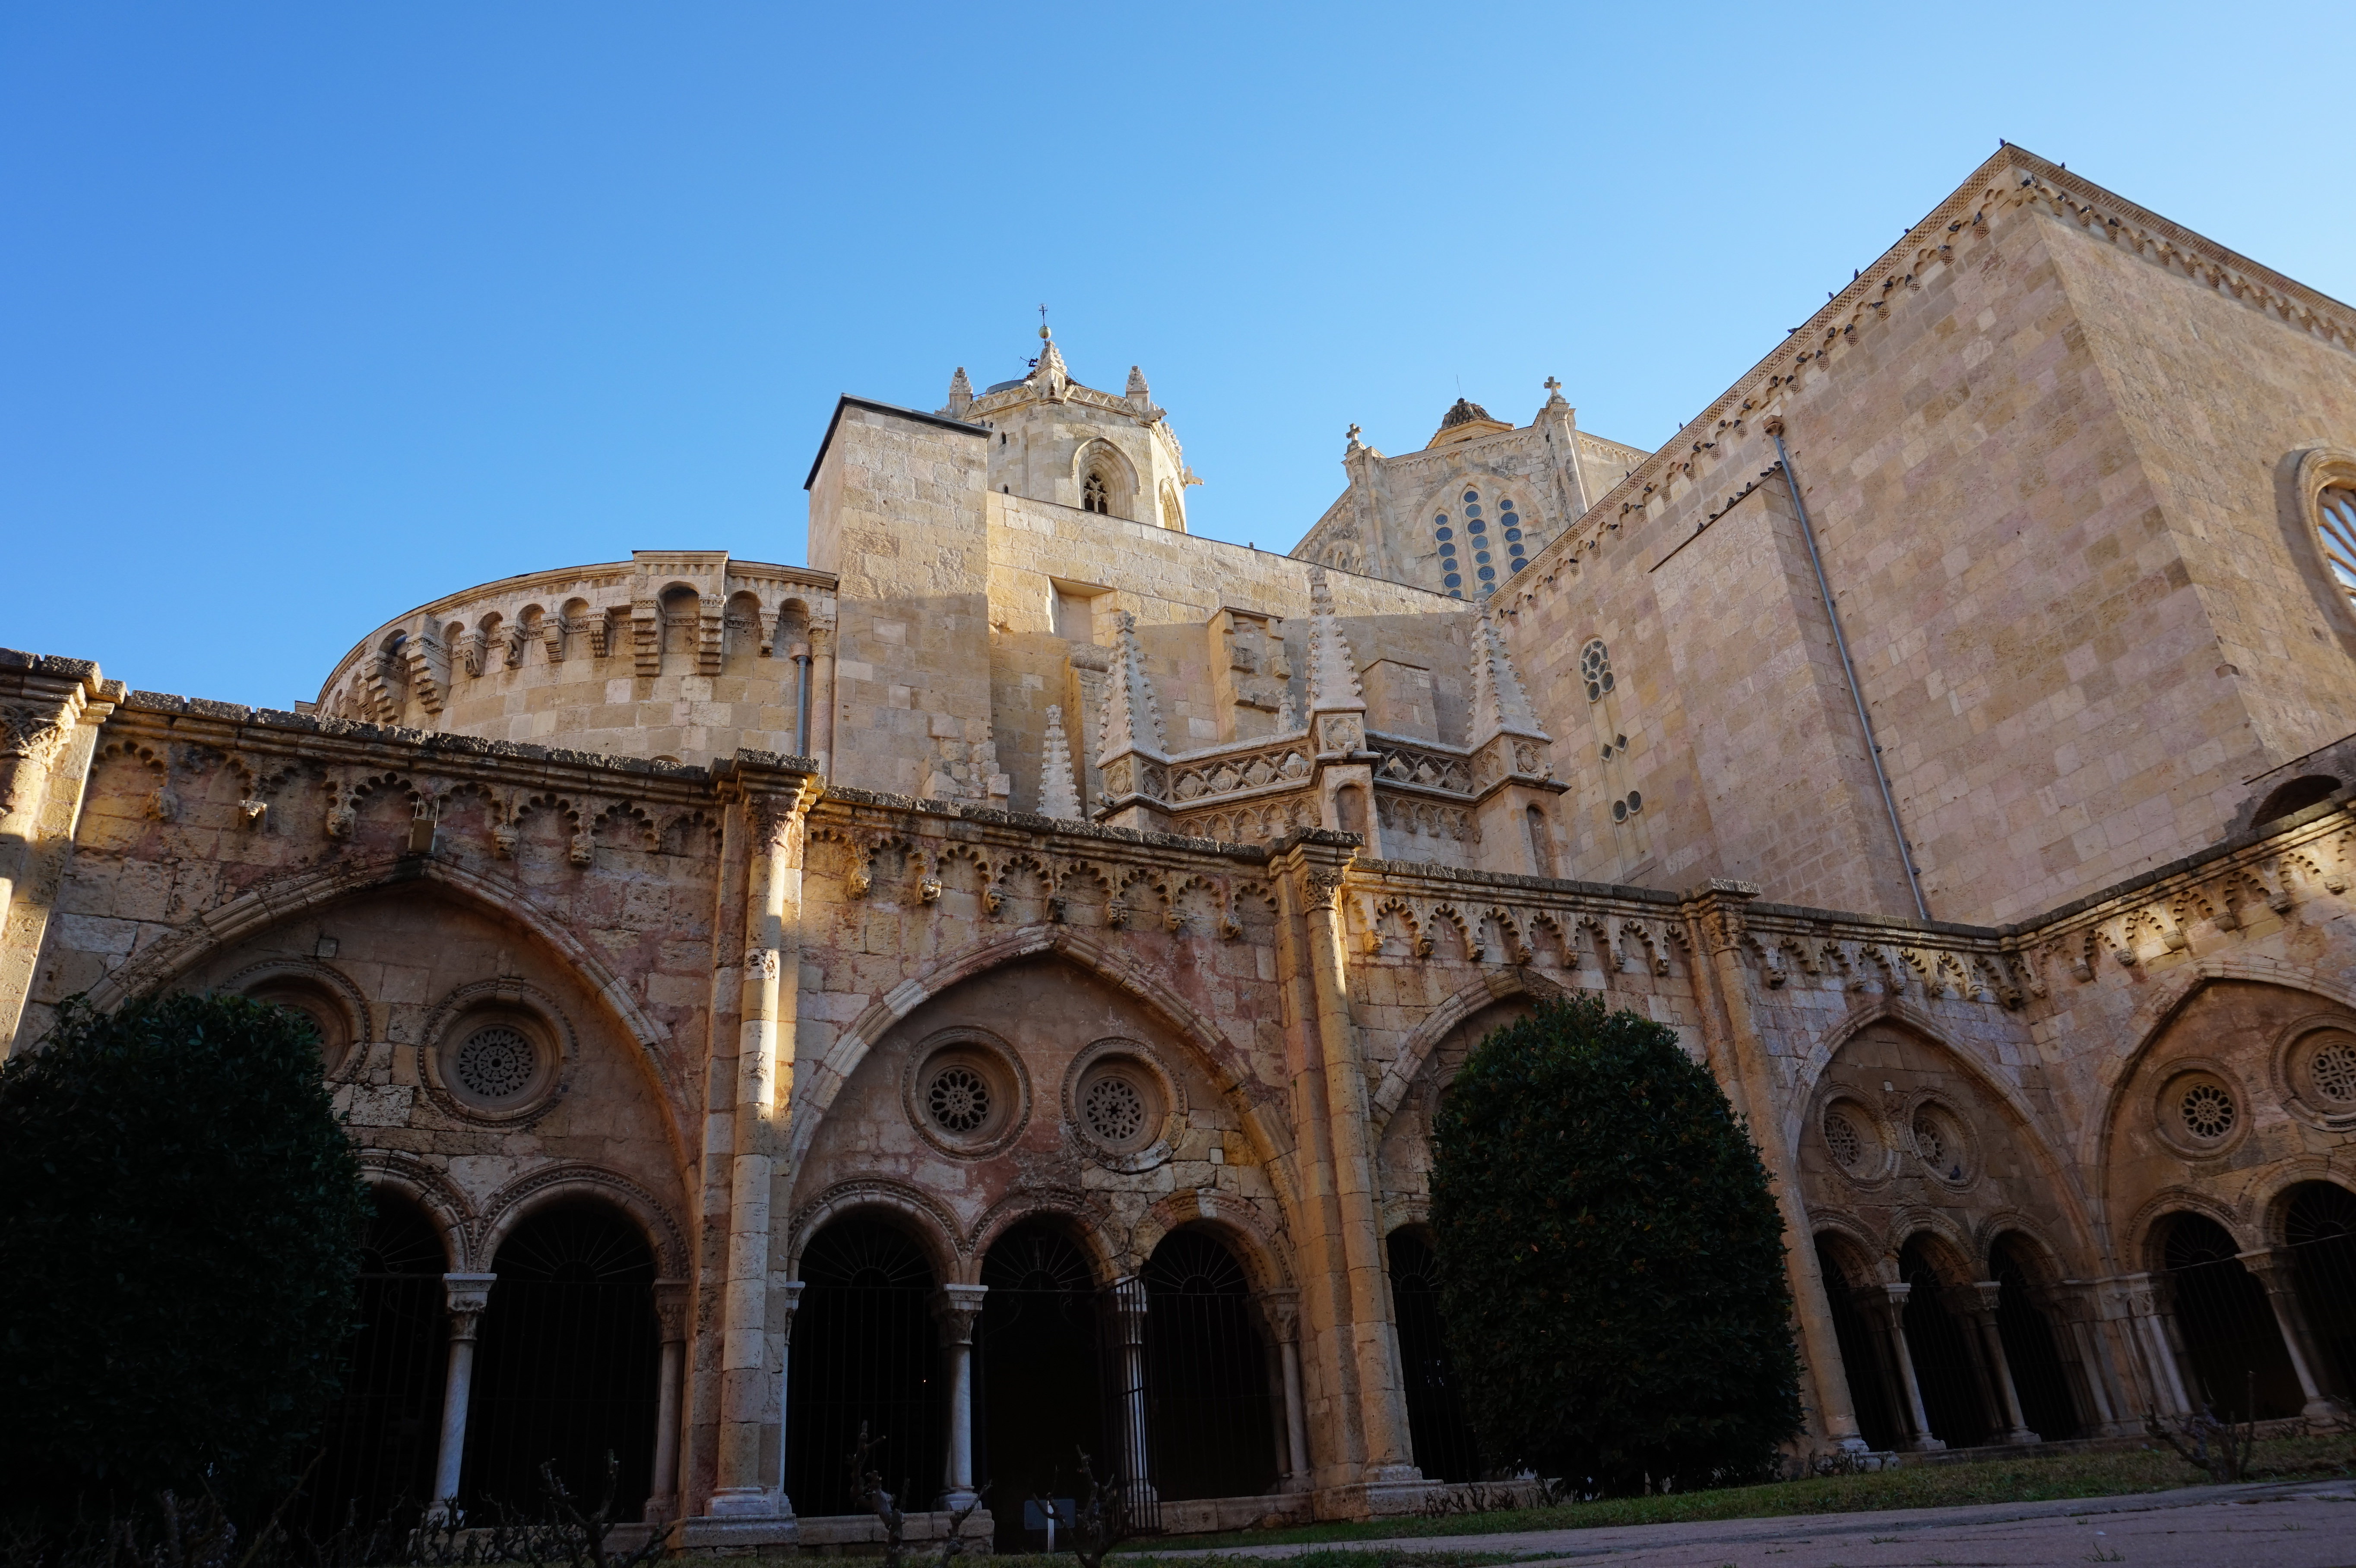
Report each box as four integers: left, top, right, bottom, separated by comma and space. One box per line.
1823, 1109, 1864, 1172
2317, 489, 2356, 607
1580, 640, 1615, 702
1083, 1075, 1147, 1144
2179, 1081, 2236, 1141
926, 1065, 991, 1133
456, 1026, 536, 1101
2314, 1040, 2356, 1104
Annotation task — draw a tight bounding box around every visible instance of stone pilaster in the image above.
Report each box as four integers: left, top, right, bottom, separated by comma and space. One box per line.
0, 652, 121, 1056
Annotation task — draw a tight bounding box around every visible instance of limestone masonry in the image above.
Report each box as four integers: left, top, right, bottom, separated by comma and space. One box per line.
10, 145, 2356, 1541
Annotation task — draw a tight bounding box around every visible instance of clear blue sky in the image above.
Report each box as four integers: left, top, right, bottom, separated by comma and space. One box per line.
6, 3, 2351, 709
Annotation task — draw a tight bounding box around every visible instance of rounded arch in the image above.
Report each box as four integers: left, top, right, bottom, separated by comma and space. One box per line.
1812, 1217, 1889, 1286
358, 1150, 477, 1271
2255, 1163, 2356, 1247
1976, 1214, 2076, 1288
1891, 1217, 1979, 1287
969, 1189, 1121, 1288
1370, 967, 1567, 1131
2123, 1187, 2257, 1273
784, 1177, 965, 1283
1131, 1191, 1294, 1292
476, 1162, 689, 1279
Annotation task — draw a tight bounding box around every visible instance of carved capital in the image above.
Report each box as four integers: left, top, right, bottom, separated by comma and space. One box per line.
444, 1271, 498, 1338
745, 946, 781, 980
1302, 867, 1349, 910
1257, 1287, 1301, 1344
0, 699, 71, 765
777, 1279, 806, 1344
654, 1277, 692, 1342
932, 1283, 988, 1344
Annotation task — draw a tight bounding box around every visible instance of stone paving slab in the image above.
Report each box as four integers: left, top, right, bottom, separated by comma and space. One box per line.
1146, 1479, 2356, 1567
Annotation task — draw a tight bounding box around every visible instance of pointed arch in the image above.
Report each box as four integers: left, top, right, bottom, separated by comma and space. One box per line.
1369, 966, 1568, 1131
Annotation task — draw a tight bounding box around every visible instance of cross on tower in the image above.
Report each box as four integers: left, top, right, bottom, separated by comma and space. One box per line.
1544, 376, 1562, 394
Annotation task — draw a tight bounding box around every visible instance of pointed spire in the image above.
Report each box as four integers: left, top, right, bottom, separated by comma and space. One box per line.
1304, 567, 1365, 715
1032, 325, 1070, 401
1467, 604, 1548, 747
946, 366, 973, 419
1039, 704, 1081, 819
1126, 365, 1150, 404
1097, 610, 1167, 765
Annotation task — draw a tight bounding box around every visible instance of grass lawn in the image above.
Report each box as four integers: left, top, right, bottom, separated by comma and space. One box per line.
1087, 1434, 2356, 1555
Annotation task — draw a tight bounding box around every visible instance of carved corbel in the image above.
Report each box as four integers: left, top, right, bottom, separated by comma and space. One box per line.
918, 873, 943, 904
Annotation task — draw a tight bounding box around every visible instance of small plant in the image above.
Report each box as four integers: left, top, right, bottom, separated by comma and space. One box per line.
848, 1424, 985, 1568
1034, 1448, 1138, 1568
2144, 1377, 2258, 1483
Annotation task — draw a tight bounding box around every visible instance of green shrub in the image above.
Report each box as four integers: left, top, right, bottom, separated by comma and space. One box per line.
1430, 995, 1801, 1492
0, 993, 369, 1521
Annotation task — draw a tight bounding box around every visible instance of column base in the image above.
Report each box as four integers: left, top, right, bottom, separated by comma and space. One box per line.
2302, 1396, 2355, 1429
1999, 1427, 2043, 1445
1901, 1435, 1948, 1452
1312, 1471, 1431, 1521
671, 1514, 798, 1551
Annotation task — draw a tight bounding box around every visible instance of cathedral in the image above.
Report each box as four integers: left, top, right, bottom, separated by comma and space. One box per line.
8, 143, 2356, 1545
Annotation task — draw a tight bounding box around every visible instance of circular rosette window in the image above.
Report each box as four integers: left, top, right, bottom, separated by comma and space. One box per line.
1063, 1038, 1182, 1172
1906, 1100, 1976, 1187
2154, 1064, 2248, 1159
226, 958, 369, 1079
2279, 1019, 2356, 1132
902, 1028, 1029, 1157
1818, 1098, 1887, 1184
420, 980, 574, 1125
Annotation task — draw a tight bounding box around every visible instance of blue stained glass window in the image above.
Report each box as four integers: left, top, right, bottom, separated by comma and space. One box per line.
1463, 504, 1482, 518
1507, 541, 1524, 556
1500, 497, 1514, 509
1474, 551, 1491, 565
1463, 489, 1479, 503
1439, 542, 1456, 557
1503, 527, 1521, 542
1443, 572, 1463, 588
1511, 558, 1528, 573
1435, 526, 1452, 541
1449, 590, 1464, 599
1468, 518, 1486, 533
1477, 565, 1496, 581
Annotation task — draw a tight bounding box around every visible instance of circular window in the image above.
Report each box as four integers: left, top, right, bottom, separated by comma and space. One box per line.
1083, 1074, 1147, 1143
1909, 1104, 1971, 1183
430, 1001, 564, 1121
927, 1063, 992, 1132
901, 1029, 1028, 1157
229, 961, 368, 1078
1822, 1106, 1869, 1175
455, 1025, 537, 1102
1064, 1040, 1179, 1168
2179, 1080, 2236, 1141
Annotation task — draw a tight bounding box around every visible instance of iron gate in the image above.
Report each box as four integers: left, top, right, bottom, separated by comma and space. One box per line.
303, 1193, 449, 1535
1898, 1241, 1990, 1448
1814, 1239, 1900, 1453
787, 1218, 942, 1517
1386, 1231, 1481, 1482
2289, 1182, 2356, 1392
1142, 1231, 1279, 1503
2162, 1213, 2302, 1419
464, 1203, 659, 1516
974, 1223, 1108, 1547
1990, 1240, 2080, 1440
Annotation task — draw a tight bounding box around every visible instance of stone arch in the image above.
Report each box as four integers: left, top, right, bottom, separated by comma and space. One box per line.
1131, 1190, 1293, 1291
784, 1176, 966, 1283
358, 1150, 476, 1271
787, 926, 1254, 1171
1370, 967, 1568, 1130
476, 1162, 690, 1278
1891, 1215, 1979, 1287
970, 1189, 1122, 1287
1813, 1215, 1890, 1284
79, 853, 686, 1159
1378, 1193, 1434, 1242
1975, 1211, 2077, 1285
2255, 1163, 2356, 1247
2124, 1186, 2257, 1272
2089, 966, 2356, 1175
1072, 438, 1139, 519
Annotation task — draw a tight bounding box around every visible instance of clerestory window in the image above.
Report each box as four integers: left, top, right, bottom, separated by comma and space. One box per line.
1083, 472, 1111, 514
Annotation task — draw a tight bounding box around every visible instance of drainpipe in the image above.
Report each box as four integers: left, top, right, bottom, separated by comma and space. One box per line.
1766, 419, 1930, 922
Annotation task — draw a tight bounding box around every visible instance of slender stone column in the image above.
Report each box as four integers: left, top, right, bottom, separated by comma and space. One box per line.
934, 1284, 988, 1508
808, 623, 836, 777
1107, 1277, 1155, 1506
648, 1279, 691, 1524
2119, 1274, 2192, 1416
790, 645, 812, 757
1685, 882, 1868, 1453
1963, 1282, 2039, 1444
1872, 1283, 1943, 1451
2053, 1283, 2123, 1434
2240, 1249, 2349, 1423
1260, 1289, 1312, 1489
431, 1273, 498, 1518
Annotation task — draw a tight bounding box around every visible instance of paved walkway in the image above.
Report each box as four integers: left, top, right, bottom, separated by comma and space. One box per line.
1151, 1479, 2356, 1567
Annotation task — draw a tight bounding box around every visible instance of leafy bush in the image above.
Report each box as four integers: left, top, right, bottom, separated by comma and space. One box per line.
0, 993, 369, 1522
1430, 995, 1801, 1492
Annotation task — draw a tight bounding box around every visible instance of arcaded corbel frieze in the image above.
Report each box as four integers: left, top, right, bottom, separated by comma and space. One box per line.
631, 597, 660, 677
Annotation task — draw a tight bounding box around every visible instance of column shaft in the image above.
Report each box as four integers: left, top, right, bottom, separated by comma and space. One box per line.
1878, 1286, 1942, 1451
432, 1273, 497, 1516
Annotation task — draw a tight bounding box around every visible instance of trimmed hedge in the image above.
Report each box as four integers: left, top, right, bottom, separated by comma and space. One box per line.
0, 994, 369, 1520
1430, 995, 1802, 1492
